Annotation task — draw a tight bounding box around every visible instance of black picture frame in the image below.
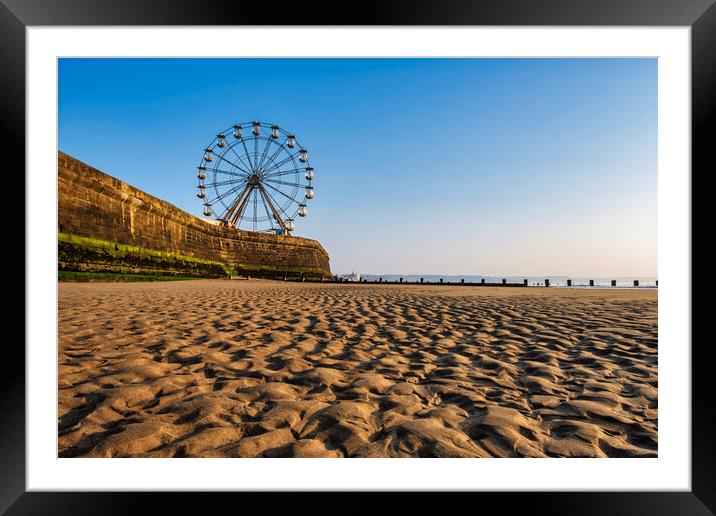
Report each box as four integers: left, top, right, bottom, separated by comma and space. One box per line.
4, 0, 712, 513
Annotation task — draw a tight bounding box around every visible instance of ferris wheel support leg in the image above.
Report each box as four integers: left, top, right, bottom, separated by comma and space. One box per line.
257, 183, 288, 231
221, 183, 251, 226
231, 186, 255, 227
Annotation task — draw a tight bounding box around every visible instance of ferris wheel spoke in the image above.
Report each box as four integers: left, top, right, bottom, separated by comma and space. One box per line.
238, 136, 255, 171
214, 153, 247, 173
224, 145, 253, 174
207, 183, 245, 205
260, 140, 289, 174
205, 178, 247, 188
264, 178, 303, 188
254, 135, 259, 171
263, 182, 303, 206
256, 136, 274, 171
264, 167, 304, 179
208, 185, 243, 205
262, 151, 301, 175
207, 167, 248, 179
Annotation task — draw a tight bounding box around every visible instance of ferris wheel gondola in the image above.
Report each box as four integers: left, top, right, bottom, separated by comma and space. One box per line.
195, 120, 316, 235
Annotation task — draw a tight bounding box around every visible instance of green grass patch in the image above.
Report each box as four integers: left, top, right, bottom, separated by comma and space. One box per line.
58, 271, 201, 282
57, 232, 330, 280
58, 232, 235, 275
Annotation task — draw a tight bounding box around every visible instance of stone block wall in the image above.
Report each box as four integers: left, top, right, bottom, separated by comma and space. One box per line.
58, 152, 331, 278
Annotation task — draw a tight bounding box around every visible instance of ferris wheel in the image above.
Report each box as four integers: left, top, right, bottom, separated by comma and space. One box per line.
196, 121, 315, 234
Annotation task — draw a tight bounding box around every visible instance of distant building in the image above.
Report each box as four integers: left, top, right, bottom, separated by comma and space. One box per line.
336, 271, 361, 282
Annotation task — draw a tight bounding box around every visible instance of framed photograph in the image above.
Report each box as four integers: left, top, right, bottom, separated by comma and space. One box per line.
6, 0, 713, 513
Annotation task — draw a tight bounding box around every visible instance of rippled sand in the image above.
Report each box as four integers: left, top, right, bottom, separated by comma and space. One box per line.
58, 280, 657, 458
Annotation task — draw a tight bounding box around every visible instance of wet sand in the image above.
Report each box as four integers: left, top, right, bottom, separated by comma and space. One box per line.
58, 280, 657, 458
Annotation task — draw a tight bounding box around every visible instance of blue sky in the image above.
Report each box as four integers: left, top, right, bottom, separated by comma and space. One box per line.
58, 58, 657, 276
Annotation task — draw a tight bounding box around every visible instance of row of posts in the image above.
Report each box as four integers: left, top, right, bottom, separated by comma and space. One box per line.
278, 276, 656, 287
367, 278, 656, 287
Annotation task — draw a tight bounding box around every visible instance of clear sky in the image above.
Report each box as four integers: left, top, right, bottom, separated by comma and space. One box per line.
58, 58, 657, 277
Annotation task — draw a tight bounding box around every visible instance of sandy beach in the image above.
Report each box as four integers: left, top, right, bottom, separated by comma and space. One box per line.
58, 280, 657, 458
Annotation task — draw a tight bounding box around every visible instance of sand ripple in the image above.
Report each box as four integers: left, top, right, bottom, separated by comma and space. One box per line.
58, 281, 657, 458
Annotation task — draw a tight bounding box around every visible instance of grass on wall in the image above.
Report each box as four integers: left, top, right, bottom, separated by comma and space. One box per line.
58, 271, 200, 282
57, 232, 330, 281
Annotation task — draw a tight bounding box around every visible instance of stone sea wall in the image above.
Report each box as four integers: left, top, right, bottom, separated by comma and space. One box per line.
58, 152, 331, 279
